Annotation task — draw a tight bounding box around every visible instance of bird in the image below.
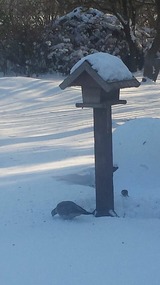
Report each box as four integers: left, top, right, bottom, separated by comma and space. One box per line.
51, 201, 93, 219
121, 189, 129, 197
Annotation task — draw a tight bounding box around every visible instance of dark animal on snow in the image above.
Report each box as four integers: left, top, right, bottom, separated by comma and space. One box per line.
51, 201, 93, 219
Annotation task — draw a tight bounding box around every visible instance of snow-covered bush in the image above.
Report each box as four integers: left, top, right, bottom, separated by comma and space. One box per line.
0, 6, 154, 76
42, 7, 129, 74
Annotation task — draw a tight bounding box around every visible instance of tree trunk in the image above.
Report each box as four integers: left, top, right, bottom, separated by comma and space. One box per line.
143, 30, 160, 82
143, 0, 160, 82
143, 53, 160, 82
115, 8, 144, 72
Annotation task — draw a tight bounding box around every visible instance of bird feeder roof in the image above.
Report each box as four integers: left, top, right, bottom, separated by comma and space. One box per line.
59, 52, 140, 93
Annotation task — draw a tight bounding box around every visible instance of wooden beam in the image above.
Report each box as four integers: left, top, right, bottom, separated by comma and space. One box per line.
76, 100, 127, 108
93, 105, 114, 216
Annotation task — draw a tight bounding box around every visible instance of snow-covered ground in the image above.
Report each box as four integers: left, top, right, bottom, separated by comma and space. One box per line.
0, 73, 160, 285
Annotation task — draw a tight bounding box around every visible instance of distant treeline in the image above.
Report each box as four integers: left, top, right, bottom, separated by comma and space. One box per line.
0, 1, 158, 77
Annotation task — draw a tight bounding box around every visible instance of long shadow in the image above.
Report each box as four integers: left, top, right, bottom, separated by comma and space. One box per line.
0, 126, 93, 147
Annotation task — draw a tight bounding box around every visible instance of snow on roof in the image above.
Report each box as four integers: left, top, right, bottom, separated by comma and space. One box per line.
71, 52, 133, 81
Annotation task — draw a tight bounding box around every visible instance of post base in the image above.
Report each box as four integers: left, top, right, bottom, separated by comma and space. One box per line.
94, 209, 119, 217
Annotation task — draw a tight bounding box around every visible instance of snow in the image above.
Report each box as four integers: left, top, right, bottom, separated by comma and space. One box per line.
0, 73, 160, 285
113, 118, 160, 218
45, 8, 128, 74
71, 52, 133, 81
59, 6, 104, 24
114, 118, 160, 194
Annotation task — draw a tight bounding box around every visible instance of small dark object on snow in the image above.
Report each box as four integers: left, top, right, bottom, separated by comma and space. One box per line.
121, 189, 129, 197
51, 201, 93, 219
113, 165, 118, 172
142, 77, 147, 82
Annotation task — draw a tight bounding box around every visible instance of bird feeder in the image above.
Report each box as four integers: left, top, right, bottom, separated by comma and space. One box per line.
59, 52, 140, 217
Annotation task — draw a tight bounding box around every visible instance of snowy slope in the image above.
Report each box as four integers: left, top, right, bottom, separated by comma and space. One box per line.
0, 74, 160, 285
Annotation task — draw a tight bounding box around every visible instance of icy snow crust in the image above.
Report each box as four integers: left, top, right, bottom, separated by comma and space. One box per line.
71, 52, 133, 81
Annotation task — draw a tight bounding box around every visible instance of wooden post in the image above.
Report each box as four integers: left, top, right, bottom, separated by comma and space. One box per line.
59, 57, 139, 218
93, 104, 114, 216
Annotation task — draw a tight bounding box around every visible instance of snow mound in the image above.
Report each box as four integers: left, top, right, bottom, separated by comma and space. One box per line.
113, 118, 160, 197
71, 52, 133, 81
